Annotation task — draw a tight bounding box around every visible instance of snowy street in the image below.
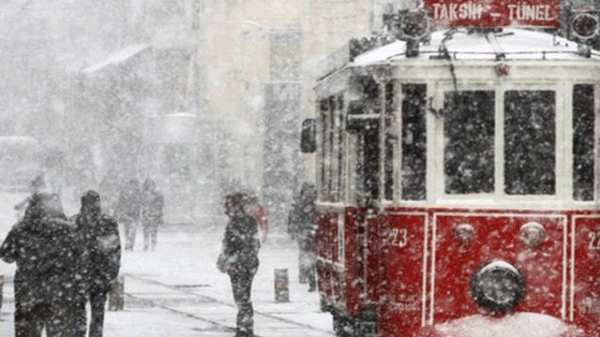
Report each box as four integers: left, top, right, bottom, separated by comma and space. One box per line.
0, 222, 334, 337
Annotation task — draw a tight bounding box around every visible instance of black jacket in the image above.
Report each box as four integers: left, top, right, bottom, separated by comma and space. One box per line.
0, 215, 86, 312
75, 213, 121, 291
218, 212, 260, 273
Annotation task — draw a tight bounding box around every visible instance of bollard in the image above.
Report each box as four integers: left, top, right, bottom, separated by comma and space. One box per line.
108, 275, 124, 311
274, 268, 289, 302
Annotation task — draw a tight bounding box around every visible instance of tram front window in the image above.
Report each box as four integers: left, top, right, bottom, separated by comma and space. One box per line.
573, 84, 595, 201
444, 90, 495, 195
504, 90, 556, 195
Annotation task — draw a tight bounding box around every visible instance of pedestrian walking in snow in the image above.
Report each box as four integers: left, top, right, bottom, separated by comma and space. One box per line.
74, 190, 122, 337
287, 182, 317, 291
217, 193, 261, 337
116, 178, 141, 251
141, 178, 164, 251
0, 192, 86, 337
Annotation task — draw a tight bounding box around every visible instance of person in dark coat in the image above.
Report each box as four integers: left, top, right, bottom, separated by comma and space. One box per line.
141, 178, 164, 251
217, 193, 261, 337
0, 192, 86, 337
116, 178, 141, 251
287, 182, 317, 291
74, 190, 122, 337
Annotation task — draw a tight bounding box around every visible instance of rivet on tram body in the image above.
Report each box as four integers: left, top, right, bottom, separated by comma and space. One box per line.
519, 222, 546, 248
454, 223, 475, 245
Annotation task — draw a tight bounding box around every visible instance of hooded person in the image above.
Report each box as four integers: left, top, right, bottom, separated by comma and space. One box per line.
74, 190, 122, 337
0, 192, 86, 337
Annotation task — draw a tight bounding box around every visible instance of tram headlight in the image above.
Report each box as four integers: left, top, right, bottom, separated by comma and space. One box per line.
471, 261, 525, 313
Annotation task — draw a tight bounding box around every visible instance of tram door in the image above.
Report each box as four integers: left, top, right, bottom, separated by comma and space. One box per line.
347, 112, 381, 309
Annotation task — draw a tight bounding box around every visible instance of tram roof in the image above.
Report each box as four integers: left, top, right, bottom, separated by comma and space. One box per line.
351, 28, 600, 66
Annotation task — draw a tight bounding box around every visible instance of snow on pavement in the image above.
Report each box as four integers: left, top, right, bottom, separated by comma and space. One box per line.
0, 220, 334, 337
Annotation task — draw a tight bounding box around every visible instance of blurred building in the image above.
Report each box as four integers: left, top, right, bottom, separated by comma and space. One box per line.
197, 0, 396, 230
0, 0, 413, 226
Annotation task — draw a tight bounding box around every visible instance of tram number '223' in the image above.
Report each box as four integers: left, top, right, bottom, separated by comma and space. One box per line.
385, 228, 409, 248
589, 231, 600, 250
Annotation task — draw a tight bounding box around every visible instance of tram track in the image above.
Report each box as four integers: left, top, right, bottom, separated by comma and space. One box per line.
124, 273, 335, 336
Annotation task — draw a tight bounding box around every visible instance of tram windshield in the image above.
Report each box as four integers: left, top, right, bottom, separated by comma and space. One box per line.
316, 81, 596, 205
319, 82, 597, 203
439, 85, 594, 201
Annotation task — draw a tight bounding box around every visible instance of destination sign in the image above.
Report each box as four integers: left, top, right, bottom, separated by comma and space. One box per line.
423, 0, 561, 27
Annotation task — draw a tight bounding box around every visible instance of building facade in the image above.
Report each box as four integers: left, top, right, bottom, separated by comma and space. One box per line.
198, 0, 396, 230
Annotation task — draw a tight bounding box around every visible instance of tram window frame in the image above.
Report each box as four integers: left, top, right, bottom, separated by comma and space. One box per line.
401, 83, 427, 201
384, 82, 396, 202
572, 84, 595, 202
319, 98, 330, 201
318, 94, 346, 203
436, 84, 562, 201
504, 90, 556, 196
443, 90, 495, 195
345, 76, 382, 207
337, 94, 346, 203
328, 96, 336, 202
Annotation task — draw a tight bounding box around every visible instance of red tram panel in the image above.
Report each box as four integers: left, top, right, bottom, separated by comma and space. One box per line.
379, 212, 427, 336
573, 215, 600, 335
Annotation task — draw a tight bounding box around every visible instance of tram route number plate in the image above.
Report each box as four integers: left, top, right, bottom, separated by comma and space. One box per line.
422, 0, 560, 28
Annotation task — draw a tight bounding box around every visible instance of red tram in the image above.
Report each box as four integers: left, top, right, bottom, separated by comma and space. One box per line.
303, 4, 600, 337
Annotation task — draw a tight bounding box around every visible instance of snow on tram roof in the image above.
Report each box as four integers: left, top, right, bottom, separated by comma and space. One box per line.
352, 28, 600, 65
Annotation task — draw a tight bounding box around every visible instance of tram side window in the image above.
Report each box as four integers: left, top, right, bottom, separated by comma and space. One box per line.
319, 95, 343, 202
444, 91, 495, 194
328, 96, 336, 202
319, 98, 330, 201
384, 82, 396, 201
402, 84, 426, 200
504, 90, 556, 195
337, 95, 346, 202
573, 84, 595, 201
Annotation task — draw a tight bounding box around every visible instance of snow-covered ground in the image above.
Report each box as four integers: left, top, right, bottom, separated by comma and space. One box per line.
0, 203, 334, 337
